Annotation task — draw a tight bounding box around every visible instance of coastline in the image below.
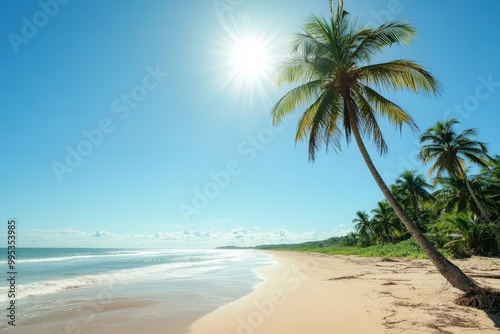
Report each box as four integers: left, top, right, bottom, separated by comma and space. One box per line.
189, 251, 500, 334
5, 249, 270, 334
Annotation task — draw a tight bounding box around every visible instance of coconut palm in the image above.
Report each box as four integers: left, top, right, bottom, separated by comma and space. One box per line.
371, 201, 399, 243
480, 155, 500, 219
418, 202, 439, 231
434, 175, 487, 217
340, 231, 358, 247
394, 170, 433, 225
418, 118, 492, 221
433, 213, 498, 256
271, 0, 481, 296
352, 210, 372, 246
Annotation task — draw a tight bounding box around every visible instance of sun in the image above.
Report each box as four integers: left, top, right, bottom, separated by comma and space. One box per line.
230, 36, 270, 80
212, 22, 277, 107
222, 32, 275, 106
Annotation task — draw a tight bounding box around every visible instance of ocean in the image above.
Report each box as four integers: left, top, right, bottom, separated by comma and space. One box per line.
0, 248, 273, 333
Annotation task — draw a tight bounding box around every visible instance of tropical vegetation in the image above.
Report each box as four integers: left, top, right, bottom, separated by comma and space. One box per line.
271, 0, 500, 310
346, 161, 499, 258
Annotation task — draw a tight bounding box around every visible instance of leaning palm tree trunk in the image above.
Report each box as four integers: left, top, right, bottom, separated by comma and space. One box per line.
412, 196, 421, 221
457, 164, 491, 222
347, 106, 477, 291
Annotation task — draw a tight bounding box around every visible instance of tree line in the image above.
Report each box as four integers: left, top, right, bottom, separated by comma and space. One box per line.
349, 119, 499, 257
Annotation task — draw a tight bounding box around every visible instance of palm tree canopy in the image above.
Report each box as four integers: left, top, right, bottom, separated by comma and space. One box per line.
371, 201, 403, 241
395, 170, 433, 202
482, 155, 500, 215
271, 2, 440, 161
434, 175, 483, 216
434, 213, 498, 255
372, 201, 398, 224
352, 210, 372, 245
352, 210, 371, 233
352, 210, 370, 226
418, 118, 491, 181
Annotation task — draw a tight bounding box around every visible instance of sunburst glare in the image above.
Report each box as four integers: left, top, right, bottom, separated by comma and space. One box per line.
231, 35, 270, 80
211, 18, 278, 108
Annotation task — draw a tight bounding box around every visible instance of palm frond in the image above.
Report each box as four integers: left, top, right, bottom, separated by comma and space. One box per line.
307, 86, 342, 161
350, 20, 416, 63
352, 89, 388, 154
361, 85, 418, 132
272, 80, 324, 125
357, 60, 441, 95
277, 57, 331, 86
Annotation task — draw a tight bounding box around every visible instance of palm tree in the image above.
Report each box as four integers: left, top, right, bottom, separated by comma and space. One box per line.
480, 155, 500, 219
352, 210, 372, 246
419, 118, 492, 221
394, 170, 433, 220
433, 213, 498, 256
341, 231, 358, 247
271, 0, 479, 295
434, 175, 486, 217
371, 201, 399, 243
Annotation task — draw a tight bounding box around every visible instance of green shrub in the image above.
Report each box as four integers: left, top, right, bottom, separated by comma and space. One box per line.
284, 238, 454, 259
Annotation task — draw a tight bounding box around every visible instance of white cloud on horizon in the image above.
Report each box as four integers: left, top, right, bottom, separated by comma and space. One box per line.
12, 227, 352, 248
92, 230, 112, 238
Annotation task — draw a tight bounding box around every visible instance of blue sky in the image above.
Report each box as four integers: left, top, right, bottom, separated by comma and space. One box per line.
1, 0, 499, 248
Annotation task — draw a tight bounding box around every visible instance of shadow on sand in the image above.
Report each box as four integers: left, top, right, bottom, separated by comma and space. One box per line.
486, 312, 500, 330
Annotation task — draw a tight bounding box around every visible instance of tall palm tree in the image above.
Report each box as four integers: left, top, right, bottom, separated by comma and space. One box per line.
371, 201, 398, 243
418, 118, 492, 221
394, 170, 433, 223
271, 0, 478, 293
434, 175, 486, 217
352, 210, 372, 246
480, 155, 500, 219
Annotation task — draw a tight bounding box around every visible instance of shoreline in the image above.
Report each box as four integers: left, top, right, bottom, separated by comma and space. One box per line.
6, 249, 270, 334
189, 251, 500, 334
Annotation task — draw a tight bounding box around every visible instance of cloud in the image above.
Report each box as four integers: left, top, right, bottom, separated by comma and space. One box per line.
231, 228, 252, 239
275, 229, 290, 238
92, 230, 111, 238
14, 227, 352, 248
60, 228, 84, 234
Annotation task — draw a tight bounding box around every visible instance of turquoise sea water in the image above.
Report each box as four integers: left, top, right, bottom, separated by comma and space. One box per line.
0, 248, 272, 333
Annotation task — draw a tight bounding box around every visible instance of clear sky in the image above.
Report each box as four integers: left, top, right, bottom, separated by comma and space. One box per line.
1, 0, 499, 248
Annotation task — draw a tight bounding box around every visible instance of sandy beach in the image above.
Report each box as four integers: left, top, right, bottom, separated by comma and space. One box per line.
190, 251, 500, 334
